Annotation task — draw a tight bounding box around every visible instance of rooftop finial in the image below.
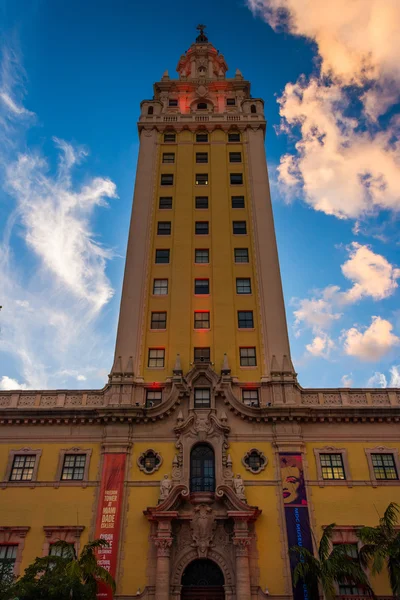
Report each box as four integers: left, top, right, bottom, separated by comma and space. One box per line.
196, 23, 208, 43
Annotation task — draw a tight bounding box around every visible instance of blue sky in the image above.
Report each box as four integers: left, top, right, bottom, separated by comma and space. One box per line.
0, 0, 399, 391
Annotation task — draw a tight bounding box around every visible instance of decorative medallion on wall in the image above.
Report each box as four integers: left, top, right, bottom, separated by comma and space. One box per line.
137, 449, 163, 474
242, 449, 267, 474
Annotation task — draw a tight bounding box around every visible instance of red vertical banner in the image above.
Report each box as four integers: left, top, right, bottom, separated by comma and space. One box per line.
95, 453, 126, 599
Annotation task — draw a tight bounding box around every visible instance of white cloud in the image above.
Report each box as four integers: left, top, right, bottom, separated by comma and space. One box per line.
293, 285, 342, 332
306, 333, 335, 358
0, 376, 30, 390
389, 366, 400, 387
5, 143, 117, 313
367, 372, 387, 388
0, 43, 117, 390
247, 0, 400, 220
341, 374, 353, 387
343, 316, 400, 361
341, 242, 400, 302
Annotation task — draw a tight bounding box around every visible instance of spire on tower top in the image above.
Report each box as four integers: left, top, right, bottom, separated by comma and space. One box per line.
196, 24, 208, 43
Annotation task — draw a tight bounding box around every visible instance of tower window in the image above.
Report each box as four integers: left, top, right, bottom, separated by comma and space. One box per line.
155, 249, 170, 264
251, 104, 257, 114
61, 454, 86, 480
371, 454, 398, 480
196, 152, 208, 164
151, 312, 167, 330
159, 197, 172, 209
236, 278, 251, 294
239, 347, 257, 367
148, 348, 165, 368
238, 311, 254, 329
194, 347, 211, 363
195, 196, 209, 209
153, 279, 168, 295
195, 279, 209, 295
164, 132, 176, 143
196, 173, 208, 185
197, 102, 208, 110
195, 249, 209, 263
194, 388, 211, 409
232, 196, 245, 209
194, 312, 210, 329
147, 106, 154, 115
195, 221, 209, 235
320, 454, 346, 480
9, 455, 36, 481
226, 98, 236, 106
234, 248, 249, 263
162, 153, 175, 164
196, 132, 208, 142
242, 389, 259, 407
190, 444, 215, 492
169, 99, 178, 107
157, 221, 171, 235
228, 132, 241, 142
229, 152, 242, 163
161, 174, 174, 186
145, 390, 162, 407
233, 221, 247, 235
230, 173, 243, 185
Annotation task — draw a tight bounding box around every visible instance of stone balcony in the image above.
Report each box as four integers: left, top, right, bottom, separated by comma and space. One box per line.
138, 111, 266, 131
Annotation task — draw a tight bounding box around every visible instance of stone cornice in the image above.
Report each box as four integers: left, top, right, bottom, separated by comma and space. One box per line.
0, 382, 399, 426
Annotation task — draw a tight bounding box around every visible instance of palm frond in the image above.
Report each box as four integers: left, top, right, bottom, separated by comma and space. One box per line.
381, 502, 400, 533
318, 524, 335, 562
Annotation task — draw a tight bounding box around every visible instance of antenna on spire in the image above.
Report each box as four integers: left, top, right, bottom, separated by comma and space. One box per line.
196, 24, 208, 43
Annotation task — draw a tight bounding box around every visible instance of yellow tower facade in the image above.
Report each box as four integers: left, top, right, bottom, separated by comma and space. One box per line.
0, 26, 399, 600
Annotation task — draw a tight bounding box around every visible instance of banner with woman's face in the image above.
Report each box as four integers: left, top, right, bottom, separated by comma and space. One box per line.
279, 453, 313, 600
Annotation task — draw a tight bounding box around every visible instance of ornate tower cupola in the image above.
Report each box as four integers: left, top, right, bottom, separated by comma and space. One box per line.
176, 24, 228, 81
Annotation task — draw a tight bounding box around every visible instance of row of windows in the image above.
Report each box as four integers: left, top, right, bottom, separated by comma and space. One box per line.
148, 346, 257, 368
162, 151, 242, 164
164, 132, 241, 143
159, 195, 245, 210
145, 388, 259, 409
155, 220, 248, 236
153, 248, 248, 274
8, 453, 87, 482
4, 449, 398, 486
160, 173, 243, 186
149, 310, 254, 330
319, 452, 398, 481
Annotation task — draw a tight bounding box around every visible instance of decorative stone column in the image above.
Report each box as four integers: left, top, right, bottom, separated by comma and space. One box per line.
233, 520, 252, 600
154, 520, 173, 600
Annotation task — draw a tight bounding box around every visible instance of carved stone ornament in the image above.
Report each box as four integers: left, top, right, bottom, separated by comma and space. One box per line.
190, 504, 217, 557
137, 449, 163, 474
233, 474, 246, 503
242, 449, 267, 474
159, 474, 173, 501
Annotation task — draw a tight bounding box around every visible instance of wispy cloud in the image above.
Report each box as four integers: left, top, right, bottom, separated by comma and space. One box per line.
247, 0, 400, 220
367, 365, 400, 388
0, 43, 117, 390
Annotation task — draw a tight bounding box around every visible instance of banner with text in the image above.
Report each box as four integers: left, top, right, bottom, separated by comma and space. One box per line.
279, 453, 315, 600
95, 453, 126, 600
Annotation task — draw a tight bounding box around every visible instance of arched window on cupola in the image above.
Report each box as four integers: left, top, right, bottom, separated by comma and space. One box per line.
190, 444, 215, 492
250, 104, 257, 114
147, 106, 154, 115
197, 102, 208, 110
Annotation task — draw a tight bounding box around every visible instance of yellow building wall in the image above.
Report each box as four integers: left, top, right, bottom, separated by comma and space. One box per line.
0, 442, 100, 574
142, 129, 263, 383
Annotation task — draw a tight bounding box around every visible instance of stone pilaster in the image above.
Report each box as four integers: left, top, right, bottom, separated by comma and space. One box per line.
233, 520, 252, 600
154, 520, 173, 600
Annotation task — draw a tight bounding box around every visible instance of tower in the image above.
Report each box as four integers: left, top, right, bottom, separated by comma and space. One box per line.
111, 25, 296, 394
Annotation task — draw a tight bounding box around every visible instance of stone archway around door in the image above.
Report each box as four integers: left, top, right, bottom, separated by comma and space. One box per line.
181, 558, 225, 600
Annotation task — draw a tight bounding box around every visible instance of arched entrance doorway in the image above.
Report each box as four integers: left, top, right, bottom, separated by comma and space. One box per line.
181, 558, 225, 600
